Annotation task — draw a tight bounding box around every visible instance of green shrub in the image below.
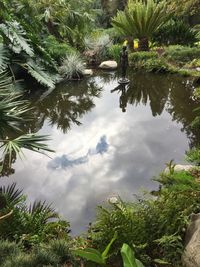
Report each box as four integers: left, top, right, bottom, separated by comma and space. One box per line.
89, 176, 200, 266
59, 52, 85, 80
0, 240, 21, 265
32, 248, 59, 266
154, 170, 200, 191
142, 58, 173, 73
43, 35, 77, 63
186, 148, 200, 165
2, 253, 34, 267
129, 51, 173, 73
48, 239, 72, 264
108, 44, 122, 62
164, 45, 200, 65
129, 51, 158, 64
152, 19, 197, 46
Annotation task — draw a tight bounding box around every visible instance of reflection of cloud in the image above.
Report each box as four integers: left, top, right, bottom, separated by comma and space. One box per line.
48, 135, 109, 170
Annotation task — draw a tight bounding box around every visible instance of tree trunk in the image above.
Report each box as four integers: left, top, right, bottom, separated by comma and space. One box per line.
138, 37, 149, 51
127, 37, 134, 52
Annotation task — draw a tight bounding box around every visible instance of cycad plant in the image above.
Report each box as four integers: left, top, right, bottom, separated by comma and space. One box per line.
112, 0, 172, 51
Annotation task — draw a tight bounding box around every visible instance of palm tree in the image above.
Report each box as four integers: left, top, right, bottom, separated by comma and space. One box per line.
0, 71, 54, 170
112, 0, 172, 51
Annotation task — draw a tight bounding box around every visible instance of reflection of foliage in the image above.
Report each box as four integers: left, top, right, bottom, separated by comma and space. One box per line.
166, 79, 200, 147
27, 78, 102, 134
112, 73, 169, 116
111, 72, 200, 146
126, 78, 169, 116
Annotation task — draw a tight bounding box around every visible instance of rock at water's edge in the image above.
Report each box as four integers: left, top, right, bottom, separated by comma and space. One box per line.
164, 164, 194, 173
99, 60, 118, 70
83, 69, 93, 76
182, 213, 200, 267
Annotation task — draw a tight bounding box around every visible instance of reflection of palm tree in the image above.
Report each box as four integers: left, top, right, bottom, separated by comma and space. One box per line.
111, 73, 169, 116
25, 79, 102, 134
166, 78, 200, 147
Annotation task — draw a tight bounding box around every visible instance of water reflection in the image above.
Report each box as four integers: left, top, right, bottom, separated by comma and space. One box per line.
111, 72, 199, 146
48, 135, 109, 169
0, 72, 200, 234
26, 79, 102, 134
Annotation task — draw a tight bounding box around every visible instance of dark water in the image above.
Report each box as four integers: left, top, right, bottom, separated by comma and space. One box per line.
1, 70, 200, 234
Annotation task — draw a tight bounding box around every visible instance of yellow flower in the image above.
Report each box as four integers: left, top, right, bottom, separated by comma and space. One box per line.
123, 40, 128, 46
134, 39, 139, 49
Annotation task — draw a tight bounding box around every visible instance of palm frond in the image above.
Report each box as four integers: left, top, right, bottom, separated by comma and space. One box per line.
0, 21, 34, 57
1, 134, 54, 165
29, 200, 58, 223
0, 183, 23, 206
112, 0, 171, 39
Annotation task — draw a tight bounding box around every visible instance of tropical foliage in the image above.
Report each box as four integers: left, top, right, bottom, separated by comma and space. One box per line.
112, 0, 172, 50
0, 71, 54, 172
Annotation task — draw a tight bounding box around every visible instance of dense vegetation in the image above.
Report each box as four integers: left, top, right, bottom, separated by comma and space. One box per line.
0, 0, 200, 266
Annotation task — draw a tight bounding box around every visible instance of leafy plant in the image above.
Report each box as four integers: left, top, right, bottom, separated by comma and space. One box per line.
112, 0, 172, 51
152, 19, 197, 46
59, 52, 85, 80
165, 159, 176, 175
108, 44, 122, 62
84, 33, 112, 62
0, 183, 70, 245
186, 147, 200, 166
73, 233, 117, 265
121, 243, 144, 267
0, 20, 34, 56
164, 45, 200, 65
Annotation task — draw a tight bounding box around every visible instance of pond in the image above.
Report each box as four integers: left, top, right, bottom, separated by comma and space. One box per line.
1, 70, 200, 235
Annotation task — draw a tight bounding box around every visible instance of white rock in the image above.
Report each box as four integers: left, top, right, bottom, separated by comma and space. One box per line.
196, 67, 200, 72
164, 164, 194, 173
83, 69, 93, 76
99, 60, 118, 70
182, 213, 200, 267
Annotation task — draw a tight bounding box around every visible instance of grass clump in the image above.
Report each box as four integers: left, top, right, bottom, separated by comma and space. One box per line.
0, 240, 21, 265
108, 44, 122, 62
59, 52, 85, 80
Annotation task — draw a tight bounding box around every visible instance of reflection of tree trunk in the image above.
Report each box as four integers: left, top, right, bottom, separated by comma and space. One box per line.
138, 37, 149, 51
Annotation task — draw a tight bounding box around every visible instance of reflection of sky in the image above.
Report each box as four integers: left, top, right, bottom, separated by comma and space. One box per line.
48, 135, 109, 169
0, 75, 191, 235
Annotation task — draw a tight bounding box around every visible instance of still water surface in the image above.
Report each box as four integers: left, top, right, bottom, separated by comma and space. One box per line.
1, 71, 199, 234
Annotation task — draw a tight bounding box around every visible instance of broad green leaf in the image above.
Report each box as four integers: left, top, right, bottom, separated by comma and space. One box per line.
73, 248, 105, 264
121, 243, 144, 267
102, 232, 117, 260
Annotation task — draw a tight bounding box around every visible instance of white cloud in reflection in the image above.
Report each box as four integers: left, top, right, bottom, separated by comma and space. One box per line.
48, 135, 109, 169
